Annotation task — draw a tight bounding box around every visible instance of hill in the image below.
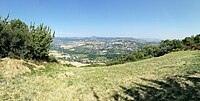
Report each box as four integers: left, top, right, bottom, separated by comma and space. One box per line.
0, 51, 200, 100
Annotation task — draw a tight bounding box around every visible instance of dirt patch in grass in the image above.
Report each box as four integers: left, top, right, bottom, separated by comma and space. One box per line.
0, 58, 45, 78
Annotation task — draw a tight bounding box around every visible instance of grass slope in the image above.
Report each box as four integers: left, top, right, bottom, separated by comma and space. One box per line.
0, 51, 200, 101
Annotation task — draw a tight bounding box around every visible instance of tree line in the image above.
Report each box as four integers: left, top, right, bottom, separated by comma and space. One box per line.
107, 34, 200, 65
0, 16, 55, 61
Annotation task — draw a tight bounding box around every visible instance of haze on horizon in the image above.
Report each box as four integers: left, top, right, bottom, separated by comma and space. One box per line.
1, 0, 200, 39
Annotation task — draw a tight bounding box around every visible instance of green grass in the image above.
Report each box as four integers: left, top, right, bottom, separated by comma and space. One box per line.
0, 51, 200, 101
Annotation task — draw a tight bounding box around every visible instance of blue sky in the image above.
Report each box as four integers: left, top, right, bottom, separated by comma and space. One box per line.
0, 0, 200, 39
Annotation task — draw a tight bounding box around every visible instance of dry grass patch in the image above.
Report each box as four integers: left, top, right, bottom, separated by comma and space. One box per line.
0, 58, 45, 78
0, 51, 200, 100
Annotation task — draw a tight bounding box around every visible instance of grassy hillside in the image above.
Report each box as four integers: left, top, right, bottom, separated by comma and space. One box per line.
0, 51, 200, 101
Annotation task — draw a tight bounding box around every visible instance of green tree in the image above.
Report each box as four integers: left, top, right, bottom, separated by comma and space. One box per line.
30, 23, 55, 60
0, 15, 10, 58
194, 34, 200, 44
0, 16, 55, 61
9, 19, 32, 59
183, 36, 195, 46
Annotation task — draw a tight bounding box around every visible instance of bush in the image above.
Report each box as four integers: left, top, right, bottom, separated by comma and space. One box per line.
0, 16, 55, 61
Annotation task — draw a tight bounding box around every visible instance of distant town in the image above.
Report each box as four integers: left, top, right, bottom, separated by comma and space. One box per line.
50, 37, 159, 66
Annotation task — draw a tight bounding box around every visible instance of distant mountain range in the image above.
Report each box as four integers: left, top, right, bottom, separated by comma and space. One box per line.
53, 36, 160, 45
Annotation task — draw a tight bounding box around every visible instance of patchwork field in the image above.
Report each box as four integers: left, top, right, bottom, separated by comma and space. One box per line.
0, 51, 200, 101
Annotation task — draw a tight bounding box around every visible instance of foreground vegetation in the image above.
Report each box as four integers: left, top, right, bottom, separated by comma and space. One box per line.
0, 51, 199, 100
0, 16, 55, 61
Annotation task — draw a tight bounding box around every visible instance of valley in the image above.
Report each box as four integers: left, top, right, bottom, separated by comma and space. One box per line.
50, 37, 158, 66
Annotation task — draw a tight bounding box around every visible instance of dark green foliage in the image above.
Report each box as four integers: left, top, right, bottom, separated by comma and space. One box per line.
107, 45, 159, 66
30, 23, 55, 60
157, 39, 184, 56
0, 16, 55, 61
182, 36, 195, 46
47, 56, 58, 62
108, 34, 200, 65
